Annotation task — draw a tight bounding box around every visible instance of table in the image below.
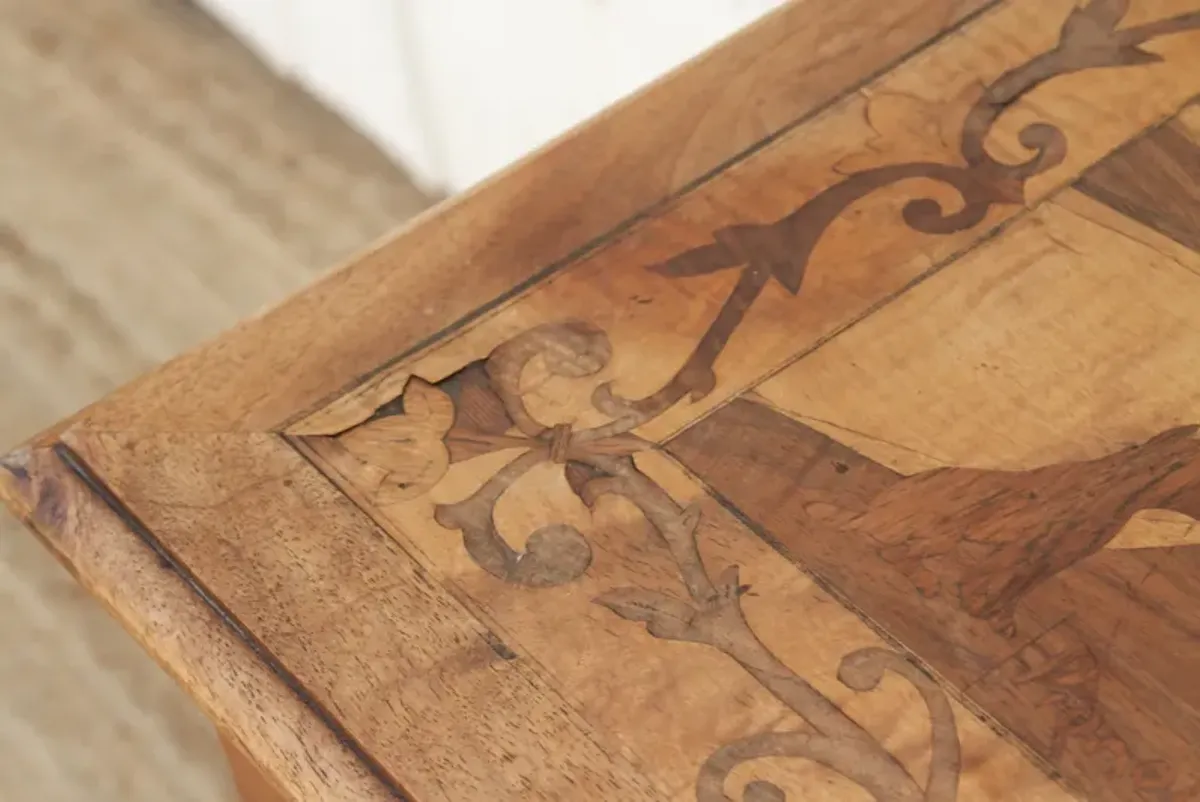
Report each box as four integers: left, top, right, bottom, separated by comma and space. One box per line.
3, 1, 1199, 800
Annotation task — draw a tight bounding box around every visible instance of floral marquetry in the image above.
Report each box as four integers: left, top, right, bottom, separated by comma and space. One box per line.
3, 2, 1200, 801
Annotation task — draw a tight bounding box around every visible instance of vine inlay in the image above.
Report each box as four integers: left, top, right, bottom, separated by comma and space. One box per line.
337, 3, 1200, 799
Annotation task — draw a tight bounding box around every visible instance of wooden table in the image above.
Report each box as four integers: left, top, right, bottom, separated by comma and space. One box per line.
4, 1, 1199, 800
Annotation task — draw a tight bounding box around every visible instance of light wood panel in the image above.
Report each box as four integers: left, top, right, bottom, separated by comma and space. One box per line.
671, 190, 1200, 801
744, 195, 1200, 471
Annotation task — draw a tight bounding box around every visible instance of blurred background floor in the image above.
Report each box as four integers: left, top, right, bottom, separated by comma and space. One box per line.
0, 0, 432, 799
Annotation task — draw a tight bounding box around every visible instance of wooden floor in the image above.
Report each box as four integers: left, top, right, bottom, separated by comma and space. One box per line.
0, 1, 429, 799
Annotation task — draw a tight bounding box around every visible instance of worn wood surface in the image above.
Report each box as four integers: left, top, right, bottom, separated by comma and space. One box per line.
41, 0, 998, 439
0, 446, 396, 802
5, 1, 1200, 801
1076, 109, 1200, 251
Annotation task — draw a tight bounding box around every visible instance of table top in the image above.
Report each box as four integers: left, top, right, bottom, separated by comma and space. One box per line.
4, 1, 1200, 800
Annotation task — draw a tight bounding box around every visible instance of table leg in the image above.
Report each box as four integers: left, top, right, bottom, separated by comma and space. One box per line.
219, 731, 289, 802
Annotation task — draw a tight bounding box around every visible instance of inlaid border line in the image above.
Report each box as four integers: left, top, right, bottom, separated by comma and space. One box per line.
657, 95, 1200, 447
278, 0, 1007, 431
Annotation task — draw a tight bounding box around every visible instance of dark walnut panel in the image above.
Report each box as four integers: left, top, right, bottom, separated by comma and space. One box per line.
667, 396, 1200, 802
1076, 109, 1200, 252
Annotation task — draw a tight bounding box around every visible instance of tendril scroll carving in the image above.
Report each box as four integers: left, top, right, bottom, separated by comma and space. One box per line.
369, 323, 963, 801
597, 0, 1199, 424
339, 3, 1200, 799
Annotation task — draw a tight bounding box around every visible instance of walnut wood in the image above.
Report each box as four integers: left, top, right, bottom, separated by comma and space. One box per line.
36, 0, 998, 439
668, 396, 1200, 801
4, 2, 1200, 801
0, 447, 396, 802
1077, 110, 1200, 252
59, 429, 661, 802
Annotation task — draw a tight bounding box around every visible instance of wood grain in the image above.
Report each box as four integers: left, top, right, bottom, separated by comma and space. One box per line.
745, 193, 1200, 472
296, 0, 1200, 444
33, 0, 998, 439
1077, 106, 1200, 251
306, 428, 1072, 802
5, 2, 1200, 801
670, 398, 1200, 802
0, 448, 396, 802
670, 194, 1200, 800
972, 545, 1200, 800
58, 429, 663, 802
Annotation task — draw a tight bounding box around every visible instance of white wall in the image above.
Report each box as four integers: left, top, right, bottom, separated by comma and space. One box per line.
199, 1, 784, 194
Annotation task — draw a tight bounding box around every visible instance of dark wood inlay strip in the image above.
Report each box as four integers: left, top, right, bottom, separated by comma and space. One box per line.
1077, 115, 1200, 252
